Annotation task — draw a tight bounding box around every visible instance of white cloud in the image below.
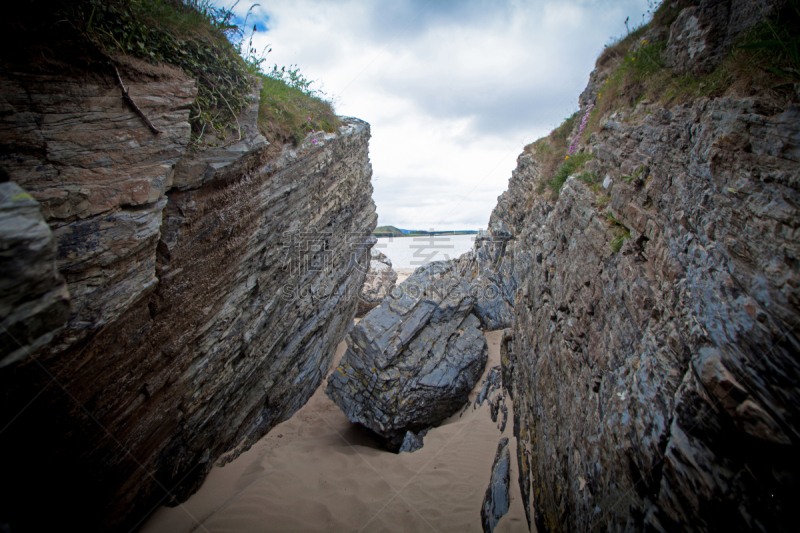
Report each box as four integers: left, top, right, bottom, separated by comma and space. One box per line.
222, 0, 652, 230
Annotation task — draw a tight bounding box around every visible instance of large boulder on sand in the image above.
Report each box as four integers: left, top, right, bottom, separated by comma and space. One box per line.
326, 261, 488, 449
356, 249, 397, 316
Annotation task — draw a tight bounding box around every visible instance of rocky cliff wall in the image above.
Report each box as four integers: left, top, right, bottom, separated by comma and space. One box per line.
0, 54, 376, 531
481, 2, 799, 531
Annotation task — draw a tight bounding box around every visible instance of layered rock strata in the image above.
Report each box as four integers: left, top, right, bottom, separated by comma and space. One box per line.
326, 261, 488, 449
480, 2, 800, 531
507, 95, 799, 532
0, 54, 376, 531
0, 182, 69, 368
457, 226, 517, 329
357, 248, 398, 316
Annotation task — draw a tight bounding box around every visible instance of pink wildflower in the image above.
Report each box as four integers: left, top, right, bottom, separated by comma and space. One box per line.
568, 103, 594, 155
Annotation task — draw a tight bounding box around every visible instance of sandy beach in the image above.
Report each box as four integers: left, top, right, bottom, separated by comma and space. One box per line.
142, 328, 529, 533
394, 268, 415, 285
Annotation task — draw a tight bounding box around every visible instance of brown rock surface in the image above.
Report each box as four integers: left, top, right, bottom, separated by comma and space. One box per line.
0, 52, 376, 533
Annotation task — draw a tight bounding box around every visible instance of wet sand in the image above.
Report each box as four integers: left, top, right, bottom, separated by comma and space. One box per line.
142, 329, 529, 533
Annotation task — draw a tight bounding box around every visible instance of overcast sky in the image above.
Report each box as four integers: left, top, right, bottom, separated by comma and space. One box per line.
221, 0, 652, 231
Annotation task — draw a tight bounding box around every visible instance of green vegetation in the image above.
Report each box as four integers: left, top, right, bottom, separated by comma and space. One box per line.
524, 0, 799, 204
592, 0, 800, 130
741, 0, 800, 81
538, 153, 595, 196
526, 112, 581, 197
257, 67, 340, 146
374, 226, 406, 238
60, 0, 338, 146
622, 165, 645, 183
605, 211, 630, 254
579, 172, 601, 186
610, 234, 629, 254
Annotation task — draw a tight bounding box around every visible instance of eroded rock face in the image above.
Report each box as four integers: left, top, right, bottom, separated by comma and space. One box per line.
495, 84, 800, 533
471, 3, 799, 531
0, 51, 376, 532
663, 0, 785, 77
357, 249, 398, 316
458, 226, 517, 329
0, 182, 69, 368
326, 261, 488, 449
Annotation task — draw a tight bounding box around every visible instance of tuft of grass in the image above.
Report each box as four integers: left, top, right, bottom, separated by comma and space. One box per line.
610, 234, 629, 254
543, 153, 595, 196
257, 67, 340, 146
527, 112, 583, 195
621, 165, 646, 183
605, 211, 625, 226
592, 39, 667, 126
596, 24, 650, 72
579, 172, 600, 185
605, 210, 630, 254
737, 0, 800, 81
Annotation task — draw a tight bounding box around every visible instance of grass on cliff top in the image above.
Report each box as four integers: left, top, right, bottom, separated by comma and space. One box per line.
527, 0, 800, 188
525, 114, 598, 200
524, 112, 578, 195
55, 0, 338, 146
590, 0, 800, 134
64, 0, 252, 141
256, 67, 340, 146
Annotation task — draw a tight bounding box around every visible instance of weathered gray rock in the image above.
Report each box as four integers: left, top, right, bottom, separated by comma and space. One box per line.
0, 45, 376, 533
457, 226, 517, 329
496, 78, 800, 533
503, 96, 800, 533
357, 248, 398, 316
663, 0, 785, 77
326, 261, 488, 448
480, 2, 800, 531
0, 182, 69, 368
481, 437, 511, 533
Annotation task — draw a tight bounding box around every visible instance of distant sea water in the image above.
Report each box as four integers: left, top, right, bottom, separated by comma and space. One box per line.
375, 234, 476, 270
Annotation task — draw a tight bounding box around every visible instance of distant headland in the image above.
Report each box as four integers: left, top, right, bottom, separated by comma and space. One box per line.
374, 225, 479, 237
